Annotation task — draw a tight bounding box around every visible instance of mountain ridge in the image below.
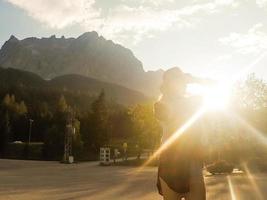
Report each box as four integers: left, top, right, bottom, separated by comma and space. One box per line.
0, 32, 163, 96
0, 67, 149, 105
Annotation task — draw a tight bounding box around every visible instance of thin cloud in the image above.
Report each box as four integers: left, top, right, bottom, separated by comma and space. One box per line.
256, 0, 267, 8
5, 0, 100, 29
6, 0, 238, 43
121, 0, 175, 7
219, 23, 267, 55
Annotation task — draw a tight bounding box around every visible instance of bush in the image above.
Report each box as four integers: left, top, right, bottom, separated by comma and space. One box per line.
43, 126, 64, 160
5, 142, 44, 160
246, 157, 267, 173
26, 143, 44, 160
114, 158, 158, 167
206, 160, 234, 174
5, 142, 26, 159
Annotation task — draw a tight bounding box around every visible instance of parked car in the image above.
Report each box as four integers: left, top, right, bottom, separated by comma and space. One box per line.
206, 160, 234, 174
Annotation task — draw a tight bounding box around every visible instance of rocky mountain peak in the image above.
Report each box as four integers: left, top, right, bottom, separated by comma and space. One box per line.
0, 32, 163, 97
8, 35, 19, 42
77, 31, 99, 40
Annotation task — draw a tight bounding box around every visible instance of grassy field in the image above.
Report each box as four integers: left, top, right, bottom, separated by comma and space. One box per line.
0, 159, 267, 200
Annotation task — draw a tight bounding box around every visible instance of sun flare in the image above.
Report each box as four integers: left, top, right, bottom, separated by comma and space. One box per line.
188, 83, 230, 111
203, 85, 230, 110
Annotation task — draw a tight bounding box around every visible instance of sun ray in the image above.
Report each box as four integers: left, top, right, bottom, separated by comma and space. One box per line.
136, 52, 267, 172
137, 107, 206, 171
224, 111, 265, 199
227, 176, 238, 200
230, 52, 267, 85
227, 111, 267, 146
242, 163, 264, 200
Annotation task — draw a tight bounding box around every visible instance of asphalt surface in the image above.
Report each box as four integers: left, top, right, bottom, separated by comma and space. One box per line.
0, 159, 267, 200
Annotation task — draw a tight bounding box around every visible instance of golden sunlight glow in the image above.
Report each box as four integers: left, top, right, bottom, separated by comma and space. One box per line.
243, 164, 264, 200
188, 53, 267, 111
227, 111, 267, 146
188, 83, 230, 111
203, 85, 230, 111
227, 176, 238, 200
138, 107, 206, 171
137, 53, 267, 171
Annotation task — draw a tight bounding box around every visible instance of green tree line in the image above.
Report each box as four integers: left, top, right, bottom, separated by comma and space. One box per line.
1, 74, 267, 164
0, 88, 161, 160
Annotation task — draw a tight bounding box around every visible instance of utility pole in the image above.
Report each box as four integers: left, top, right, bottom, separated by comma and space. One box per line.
63, 111, 74, 163
28, 119, 34, 144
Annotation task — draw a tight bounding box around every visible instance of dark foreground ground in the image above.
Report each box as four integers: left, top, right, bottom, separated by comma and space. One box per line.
0, 159, 267, 200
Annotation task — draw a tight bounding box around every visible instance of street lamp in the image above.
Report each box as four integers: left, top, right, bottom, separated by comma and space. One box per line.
28, 119, 34, 144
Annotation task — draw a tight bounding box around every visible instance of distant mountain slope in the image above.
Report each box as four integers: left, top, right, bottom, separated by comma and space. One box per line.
49, 74, 148, 105
0, 67, 148, 105
0, 33, 163, 96
0, 67, 45, 87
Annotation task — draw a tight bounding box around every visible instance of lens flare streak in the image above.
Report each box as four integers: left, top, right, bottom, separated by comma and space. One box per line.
226, 112, 265, 199
137, 52, 267, 175
228, 111, 267, 146
243, 164, 264, 200
231, 52, 267, 85
227, 176, 237, 200
139, 107, 206, 169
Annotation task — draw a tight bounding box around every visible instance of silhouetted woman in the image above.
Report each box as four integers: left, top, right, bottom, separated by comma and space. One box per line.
154, 67, 206, 200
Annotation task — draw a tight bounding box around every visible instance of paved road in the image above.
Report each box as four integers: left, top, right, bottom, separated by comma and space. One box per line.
0, 159, 267, 200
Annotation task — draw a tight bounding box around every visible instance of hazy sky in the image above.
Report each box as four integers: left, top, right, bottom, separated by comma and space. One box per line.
0, 0, 267, 80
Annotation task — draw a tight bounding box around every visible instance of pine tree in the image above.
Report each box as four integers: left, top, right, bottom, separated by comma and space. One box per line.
17, 101, 28, 115
84, 90, 110, 152
43, 95, 72, 159
0, 112, 11, 154
3, 94, 11, 107
57, 95, 68, 113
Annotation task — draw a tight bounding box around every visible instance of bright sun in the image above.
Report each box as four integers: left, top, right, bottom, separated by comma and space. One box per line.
203, 85, 230, 110
188, 83, 230, 111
